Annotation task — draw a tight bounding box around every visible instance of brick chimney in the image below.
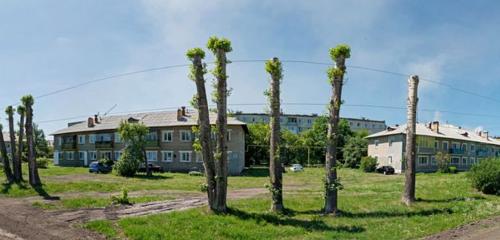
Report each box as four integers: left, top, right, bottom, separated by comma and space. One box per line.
430, 121, 439, 133
88, 117, 95, 128
181, 106, 186, 116
177, 108, 182, 120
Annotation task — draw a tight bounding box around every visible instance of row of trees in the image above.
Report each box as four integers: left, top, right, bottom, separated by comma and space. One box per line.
1, 95, 42, 186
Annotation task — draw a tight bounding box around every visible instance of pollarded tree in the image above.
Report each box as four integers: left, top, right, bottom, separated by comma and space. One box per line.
324, 44, 350, 215
187, 47, 218, 211
207, 36, 232, 213
6, 106, 21, 182
265, 57, 284, 212
0, 123, 14, 182
22, 95, 42, 186
16, 105, 25, 181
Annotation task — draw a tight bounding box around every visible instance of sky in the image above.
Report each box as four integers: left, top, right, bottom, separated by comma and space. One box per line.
2, 0, 500, 138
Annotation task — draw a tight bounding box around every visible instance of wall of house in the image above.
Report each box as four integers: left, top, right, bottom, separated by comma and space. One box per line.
53, 125, 246, 175
367, 134, 404, 173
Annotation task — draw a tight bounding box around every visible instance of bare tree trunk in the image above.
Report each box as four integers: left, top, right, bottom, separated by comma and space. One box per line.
25, 99, 41, 186
190, 53, 217, 211
6, 107, 20, 182
214, 47, 228, 213
324, 55, 347, 215
267, 57, 284, 212
0, 124, 14, 182
16, 108, 25, 182
402, 75, 419, 205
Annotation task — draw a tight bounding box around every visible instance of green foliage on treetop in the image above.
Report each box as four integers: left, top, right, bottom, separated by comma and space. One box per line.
16, 105, 25, 115
21, 95, 34, 106
329, 44, 351, 60
207, 36, 232, 53
186, 48, 206, 60
327, 67, 344, 83
265, 57, 283, 80
5, 106, 14, 115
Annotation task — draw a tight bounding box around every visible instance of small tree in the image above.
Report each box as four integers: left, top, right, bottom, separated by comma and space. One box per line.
117, 121, 149, 177
22, 95, 42, 186
265, 57, 284, 212
436, 151, 451, 173
114, 148, 141, 177
207, 36, 232, 213
360, 156, 378, 172
343, 135, 368, 168
0, 124, 14, 182
324, 44, 350, 215
6, 106, 21, 182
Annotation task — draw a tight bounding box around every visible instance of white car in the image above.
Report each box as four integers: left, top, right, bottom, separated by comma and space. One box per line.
289, 164, 304, 172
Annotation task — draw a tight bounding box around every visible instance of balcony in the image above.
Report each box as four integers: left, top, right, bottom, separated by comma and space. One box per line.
449, 148, 465, 155
145, 140, 159, 148
95, 141, 114, 149
417, 147, 435, 154
476, 150, 489, 157
62, 142, 76, 150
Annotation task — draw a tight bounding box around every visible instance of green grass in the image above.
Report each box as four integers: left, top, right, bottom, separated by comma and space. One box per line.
82, 169, 500, 240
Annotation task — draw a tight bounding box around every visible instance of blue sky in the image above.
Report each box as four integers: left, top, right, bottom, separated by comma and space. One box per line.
2, 0, 500, 137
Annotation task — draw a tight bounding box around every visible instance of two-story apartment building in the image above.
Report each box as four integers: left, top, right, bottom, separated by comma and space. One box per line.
233, 112, 386, 134
52, 107, 248, 175
367, 121, 500, 173
1, 132, 13, 157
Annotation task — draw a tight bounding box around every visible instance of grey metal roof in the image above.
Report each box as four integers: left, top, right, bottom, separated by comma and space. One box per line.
52, 110, 247, 135
366, 123, 500, 146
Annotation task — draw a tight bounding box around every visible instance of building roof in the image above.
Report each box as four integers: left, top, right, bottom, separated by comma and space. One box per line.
234, 112, 385, 123
366, 123, 500, 146
52, 110, 247, 135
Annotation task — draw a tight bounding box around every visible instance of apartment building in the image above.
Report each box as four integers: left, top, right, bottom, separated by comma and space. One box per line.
1, 132, 13, 156
233, 112, 386, 134
52, 107, 247, 175
366, 121, 500, 173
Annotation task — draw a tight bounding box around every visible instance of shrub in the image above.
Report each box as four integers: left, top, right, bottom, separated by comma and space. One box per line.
436, 152, 451, 173
188, 171, 203, 176
448, 166, 458, 174
467, 158, 500, 195
36, 157, 50, 169
114, 148, 141, 177
111, 189, 131, 205
98, 158, 114, 167
360, 156, 377, 172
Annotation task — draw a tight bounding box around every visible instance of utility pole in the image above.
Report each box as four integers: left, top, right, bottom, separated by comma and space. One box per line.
402, 75, 419, 206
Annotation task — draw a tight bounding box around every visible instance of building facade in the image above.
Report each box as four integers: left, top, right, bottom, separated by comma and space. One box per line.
367, 121, 500, 173
52, 108, 247, 175
233, 113, 386, 134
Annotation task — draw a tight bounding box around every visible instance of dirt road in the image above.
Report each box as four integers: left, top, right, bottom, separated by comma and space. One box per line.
425, 215, 500, 240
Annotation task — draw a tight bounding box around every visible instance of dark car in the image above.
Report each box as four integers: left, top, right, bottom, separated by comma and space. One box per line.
376, 166, 395, 175
138, 163, 165, 173
89, 161, 113, 174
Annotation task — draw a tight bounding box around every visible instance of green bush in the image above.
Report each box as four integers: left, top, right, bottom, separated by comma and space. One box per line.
36, 157, 50, 169
360, 156, 378, 172
467, 158, 500, 195
111, 189, 131, 205
448, 166, 458, 174
188, 171, 203, 176
114, 148, 141, 177
98, 158, 114, 167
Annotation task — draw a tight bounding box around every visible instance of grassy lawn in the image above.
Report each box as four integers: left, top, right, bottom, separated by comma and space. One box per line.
1, 165, 500, 239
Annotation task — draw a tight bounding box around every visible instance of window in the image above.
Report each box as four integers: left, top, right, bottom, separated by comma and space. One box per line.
114, 151, 122, 161
227, 151, 233, 161
461, 143, 467, 152
470, 157, 476, 165
54, 151, 60, 164
180, 130, 192, 142
195, 151, 203, 162
434, 141, 440, 150
162, 130, 173, 142
57, 137, 62, 146
417, 156, 428, 166
100, 151, 112, 160
146, 151, 157, 162
161, 151, 173, 162
145, 132, 158, 141
114, 132, 121, 143
78, 135, 86, 144
79, 151, 87, 161
470, 144, 475, 152
374, 140, 379, 147
89, 134, 96, 144
227, 129, 232, 142
452, 142, 459, 150
451, 157, 460, 165
65, 151, 74, 160
388, 137, 393, 147
97, 134, 112, 142
180, 151, 192, 162
462, 157, 467, 165
442, 141, 449, 150
431, 156, 437, 166
388, 156, 393, 164
88, 151, 97, 161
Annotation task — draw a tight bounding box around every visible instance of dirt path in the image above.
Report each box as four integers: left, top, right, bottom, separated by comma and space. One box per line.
425, 215, 500, 240
0, 188, 267, 239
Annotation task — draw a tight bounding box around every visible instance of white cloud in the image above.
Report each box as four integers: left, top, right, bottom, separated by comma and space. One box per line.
405, 55, 448, 90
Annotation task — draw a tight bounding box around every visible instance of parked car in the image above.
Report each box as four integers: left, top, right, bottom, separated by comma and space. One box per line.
289, 164, 304, 172
376, 166, 395, 175
89, 161, 113, 174
138, 163, 165, 173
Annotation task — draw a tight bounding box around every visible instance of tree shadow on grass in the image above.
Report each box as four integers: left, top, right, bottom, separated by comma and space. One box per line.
340, 208, 453, 219
227, 207, 365, 233
33, 185, 60, 201
1, 180, 28, 194
240, 168, 269, 177
417, 196, 485, 203
131, 174, 171, 180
